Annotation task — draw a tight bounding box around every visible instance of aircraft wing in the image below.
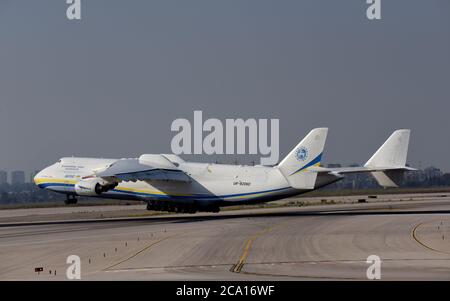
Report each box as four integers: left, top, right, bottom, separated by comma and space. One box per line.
94, 155, 190, 183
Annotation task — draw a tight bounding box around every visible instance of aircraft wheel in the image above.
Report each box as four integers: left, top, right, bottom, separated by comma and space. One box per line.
65, 195, 78, 205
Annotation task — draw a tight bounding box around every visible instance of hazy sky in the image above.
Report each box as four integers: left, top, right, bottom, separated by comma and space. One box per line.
0, 0, 449, 175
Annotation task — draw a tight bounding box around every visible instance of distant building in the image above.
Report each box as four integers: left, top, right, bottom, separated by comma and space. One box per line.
405, 166, 442, 183
327, 163, 342, 168
349, 163, 361, 167
0, 171, 7, 184
423, 166, 442, 179
11, 171, 25, 185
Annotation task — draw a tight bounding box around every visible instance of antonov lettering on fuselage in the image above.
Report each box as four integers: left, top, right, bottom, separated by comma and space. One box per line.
34, 128, 415, 213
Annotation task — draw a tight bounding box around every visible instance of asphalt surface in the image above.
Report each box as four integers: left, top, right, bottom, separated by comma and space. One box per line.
1, 197, 450, 280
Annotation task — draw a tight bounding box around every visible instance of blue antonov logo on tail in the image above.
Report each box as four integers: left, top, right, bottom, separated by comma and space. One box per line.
296, 147, 308, 162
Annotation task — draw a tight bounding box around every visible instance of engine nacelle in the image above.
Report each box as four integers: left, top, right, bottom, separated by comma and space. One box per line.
74, 178, 117, 196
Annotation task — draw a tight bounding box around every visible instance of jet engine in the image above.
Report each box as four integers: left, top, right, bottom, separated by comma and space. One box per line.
74, 178, 117, 196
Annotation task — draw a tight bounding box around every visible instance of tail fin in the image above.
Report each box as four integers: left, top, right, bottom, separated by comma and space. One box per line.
364, 129, 411, 187
365, 129, 410, 168
278, 128, 328, 178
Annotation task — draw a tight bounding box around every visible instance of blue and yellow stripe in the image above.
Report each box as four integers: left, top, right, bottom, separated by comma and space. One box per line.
34, 178, 292, 201
290, 152, 322, 175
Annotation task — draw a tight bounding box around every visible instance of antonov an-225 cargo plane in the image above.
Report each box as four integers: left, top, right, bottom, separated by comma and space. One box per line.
34, 128, 415, 213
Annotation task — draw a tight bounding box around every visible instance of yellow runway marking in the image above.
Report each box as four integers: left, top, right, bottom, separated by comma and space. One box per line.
231, 226, 276, 273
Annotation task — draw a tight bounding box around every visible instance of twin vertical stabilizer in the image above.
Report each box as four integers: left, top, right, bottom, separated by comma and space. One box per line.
277, 128, 328, 189
277, 128, 414, 189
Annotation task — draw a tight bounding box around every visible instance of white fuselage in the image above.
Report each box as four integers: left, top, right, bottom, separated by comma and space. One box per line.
34, 157, 334, 207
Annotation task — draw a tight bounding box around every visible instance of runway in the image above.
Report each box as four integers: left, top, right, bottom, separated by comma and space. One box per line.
1, 198, 450, 280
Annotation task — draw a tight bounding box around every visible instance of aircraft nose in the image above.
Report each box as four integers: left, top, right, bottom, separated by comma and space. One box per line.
33, 169, 43, 185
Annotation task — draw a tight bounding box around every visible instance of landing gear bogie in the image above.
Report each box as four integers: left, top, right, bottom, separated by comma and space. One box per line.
145, 201, 220, 214
65, 194, 78, 205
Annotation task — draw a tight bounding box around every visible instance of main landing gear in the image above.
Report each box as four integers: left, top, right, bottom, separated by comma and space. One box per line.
146, 201, 220, 214
65, 194, 78, 205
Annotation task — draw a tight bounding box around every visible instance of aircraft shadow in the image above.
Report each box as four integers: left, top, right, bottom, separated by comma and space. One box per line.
2, 207, 450, 228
